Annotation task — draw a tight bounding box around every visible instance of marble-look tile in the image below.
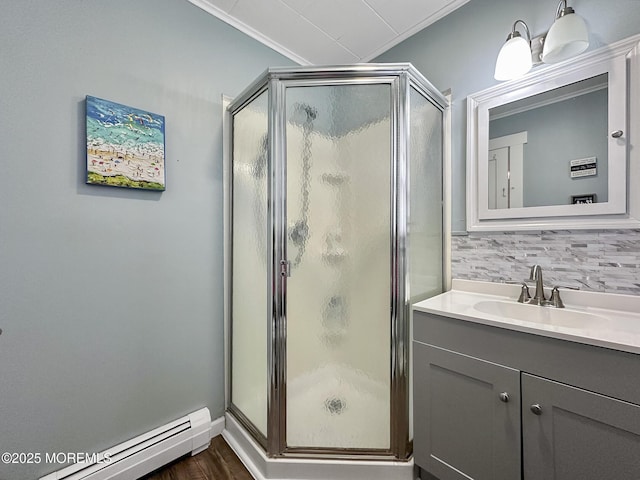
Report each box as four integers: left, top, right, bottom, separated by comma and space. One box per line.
451, 230, 640, 295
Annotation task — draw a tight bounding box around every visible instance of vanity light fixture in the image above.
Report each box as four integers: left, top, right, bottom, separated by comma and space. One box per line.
541, 0, 589, 63
494, 20, 533, 81
494, 0, 589, 81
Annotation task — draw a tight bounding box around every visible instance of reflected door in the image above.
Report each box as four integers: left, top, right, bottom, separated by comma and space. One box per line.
283, 83, 392, 450
488, 133, 525, 210
488, 147, 510, 209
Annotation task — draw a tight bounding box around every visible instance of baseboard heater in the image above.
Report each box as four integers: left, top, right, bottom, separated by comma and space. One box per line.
40, 407, 212, 480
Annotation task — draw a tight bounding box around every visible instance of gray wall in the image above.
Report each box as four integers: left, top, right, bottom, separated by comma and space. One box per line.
0, 2, 293, 479
374, 0, 640, 233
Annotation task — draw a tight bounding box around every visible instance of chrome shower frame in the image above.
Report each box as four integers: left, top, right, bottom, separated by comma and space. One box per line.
226, 64, 447, 461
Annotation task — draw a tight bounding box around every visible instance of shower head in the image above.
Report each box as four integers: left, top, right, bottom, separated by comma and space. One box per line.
293, 103, 318, 122
303, 104, 317, 121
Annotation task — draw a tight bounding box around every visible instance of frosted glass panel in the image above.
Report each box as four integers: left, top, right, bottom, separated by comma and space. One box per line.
408, 86, 444, 442
409, 87, 443, 302
285, 84, 392, 449
231, 91, 268, 436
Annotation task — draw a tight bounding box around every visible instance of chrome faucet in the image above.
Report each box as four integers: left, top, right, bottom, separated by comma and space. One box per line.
527, 265, 548, 306
514, 265, 579, 307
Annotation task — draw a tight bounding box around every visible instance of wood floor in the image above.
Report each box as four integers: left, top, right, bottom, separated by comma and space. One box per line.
142, 436, 253, 480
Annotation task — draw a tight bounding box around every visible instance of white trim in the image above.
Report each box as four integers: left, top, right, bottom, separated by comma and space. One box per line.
211, 416, 226, 439
223, 414, 266, 480
488, 131, 527, 151
187, 0, 310, 65
489, 82, 606, 120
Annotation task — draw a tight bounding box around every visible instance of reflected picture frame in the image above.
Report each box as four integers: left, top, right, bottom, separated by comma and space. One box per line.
571, 194, 597, 204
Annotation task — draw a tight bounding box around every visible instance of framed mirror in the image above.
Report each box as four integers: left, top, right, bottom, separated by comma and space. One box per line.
466, 34, 640, 231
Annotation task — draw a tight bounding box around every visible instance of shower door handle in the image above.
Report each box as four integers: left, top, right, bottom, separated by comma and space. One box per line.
280, 260, 291, 277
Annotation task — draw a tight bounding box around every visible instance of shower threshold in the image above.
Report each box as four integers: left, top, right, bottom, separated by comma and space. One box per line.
222, 413, 415, 480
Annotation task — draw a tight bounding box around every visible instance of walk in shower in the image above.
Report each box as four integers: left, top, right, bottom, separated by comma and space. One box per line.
225, 64, 446, 476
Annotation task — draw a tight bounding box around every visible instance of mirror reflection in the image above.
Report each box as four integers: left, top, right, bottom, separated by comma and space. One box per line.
488, 73, 608, 209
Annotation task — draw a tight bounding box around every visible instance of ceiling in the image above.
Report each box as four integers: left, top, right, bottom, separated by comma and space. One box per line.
188, 0, 471, 65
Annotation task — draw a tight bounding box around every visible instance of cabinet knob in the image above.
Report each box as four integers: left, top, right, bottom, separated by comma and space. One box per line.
530, 404, 543, 415
499, 392, 510, 403
611, 130, 624, 138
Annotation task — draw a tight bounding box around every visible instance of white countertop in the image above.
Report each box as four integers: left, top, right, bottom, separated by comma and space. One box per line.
413, 279, 640, 355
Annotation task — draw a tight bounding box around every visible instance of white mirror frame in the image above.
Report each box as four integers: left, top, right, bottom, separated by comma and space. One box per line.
467, 34, 640, 232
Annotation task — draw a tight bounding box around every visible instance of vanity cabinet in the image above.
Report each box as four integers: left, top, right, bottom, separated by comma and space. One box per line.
413, 311, 640, 480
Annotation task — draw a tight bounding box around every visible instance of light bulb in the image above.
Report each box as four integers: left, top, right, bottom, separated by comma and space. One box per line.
495, 35, 533, 81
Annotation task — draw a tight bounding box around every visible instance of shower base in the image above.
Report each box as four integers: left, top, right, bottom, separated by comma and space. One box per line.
286, 364, 389, 449
223, 413, 414, 480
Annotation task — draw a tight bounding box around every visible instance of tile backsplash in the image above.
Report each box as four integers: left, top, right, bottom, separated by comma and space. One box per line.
451, 230, 640, 295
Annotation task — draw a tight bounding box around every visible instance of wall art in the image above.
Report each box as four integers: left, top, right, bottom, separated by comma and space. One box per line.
86, 95, 165, 190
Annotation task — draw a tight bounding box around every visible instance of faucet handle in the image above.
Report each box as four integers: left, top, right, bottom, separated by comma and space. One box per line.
549, 285, 579, 308
503, 280, 532, 303
517, 283, 531, 303
502, 280, 533, 303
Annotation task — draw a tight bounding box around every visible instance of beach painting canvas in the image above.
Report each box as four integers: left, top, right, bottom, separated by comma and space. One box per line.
86, 96, 165, 190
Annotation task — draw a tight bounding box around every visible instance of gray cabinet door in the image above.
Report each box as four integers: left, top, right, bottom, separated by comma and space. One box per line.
522, 373, 640, 480
414, 343, 521, 480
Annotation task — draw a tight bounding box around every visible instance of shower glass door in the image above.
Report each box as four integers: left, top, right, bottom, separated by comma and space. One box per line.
283, 83, 392, 450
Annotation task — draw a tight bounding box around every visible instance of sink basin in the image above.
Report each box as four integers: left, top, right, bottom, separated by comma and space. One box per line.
473, 300, 609, 329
